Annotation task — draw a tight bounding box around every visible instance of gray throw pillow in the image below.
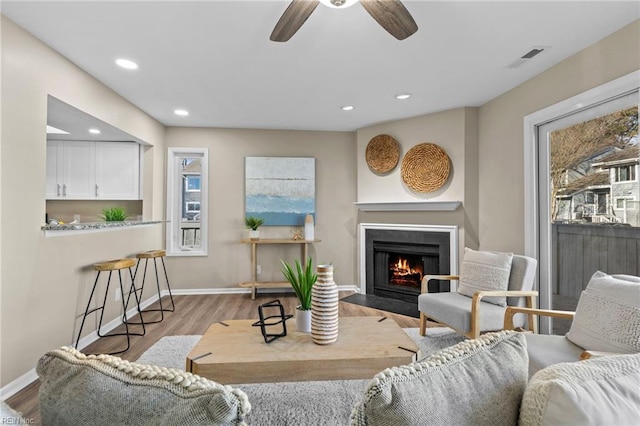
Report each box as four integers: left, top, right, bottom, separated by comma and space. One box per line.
350, 331, 528, 426
520, 353, 640, 426
457, 248, 513, 306
566, 271, 640, 353
37, 346, 251, 426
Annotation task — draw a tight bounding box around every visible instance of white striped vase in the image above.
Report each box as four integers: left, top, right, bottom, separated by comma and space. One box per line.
311, 265, 339, 345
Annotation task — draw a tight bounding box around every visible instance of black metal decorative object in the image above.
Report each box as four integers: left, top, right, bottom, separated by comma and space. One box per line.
251, 299, 292, 343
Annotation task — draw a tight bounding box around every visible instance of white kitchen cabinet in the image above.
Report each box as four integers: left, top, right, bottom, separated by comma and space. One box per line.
46, 141, 95, 199
45, 141, 63, 198
46, 141, 139, 200
95, 142, 140, 200
63, 141, 96, 199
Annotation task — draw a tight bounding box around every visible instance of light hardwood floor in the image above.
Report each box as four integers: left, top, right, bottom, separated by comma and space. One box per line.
6, 292, 431, 424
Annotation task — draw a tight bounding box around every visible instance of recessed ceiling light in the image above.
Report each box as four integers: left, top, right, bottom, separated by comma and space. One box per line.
115, 58, 138, 70
395, 93, 411, 100
341, 105, 354, 111
89, 128, 101, 134
174, 109, 189, 116
46, 125, 69, 135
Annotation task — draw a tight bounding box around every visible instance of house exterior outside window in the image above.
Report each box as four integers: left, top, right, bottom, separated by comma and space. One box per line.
166, 148, 208, 256
555, 146, 639, 226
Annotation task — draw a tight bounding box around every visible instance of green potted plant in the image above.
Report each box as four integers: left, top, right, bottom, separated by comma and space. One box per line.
281, 257, 317, 333
101, 207, 128, 222
245, 216, 265, 240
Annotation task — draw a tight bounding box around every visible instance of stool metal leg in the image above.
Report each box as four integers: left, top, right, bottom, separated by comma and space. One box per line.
75, 271, 103, 350
122, 266, 147, 336
127, 256, 175, 324
159, 256, 176, 312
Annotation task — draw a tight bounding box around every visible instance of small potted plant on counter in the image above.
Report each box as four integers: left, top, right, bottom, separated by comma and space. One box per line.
245, 216, 265, 240
101, 207, 128, 222
280, 257, 317, 333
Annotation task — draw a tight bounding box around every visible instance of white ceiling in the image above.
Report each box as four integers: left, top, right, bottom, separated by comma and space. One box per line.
3, 1, 639, 132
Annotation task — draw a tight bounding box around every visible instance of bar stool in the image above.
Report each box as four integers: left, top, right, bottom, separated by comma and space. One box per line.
127, 249, 175, 324
75, 258, 146, 355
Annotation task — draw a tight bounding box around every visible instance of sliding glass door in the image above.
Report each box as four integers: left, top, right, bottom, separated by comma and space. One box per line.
536, 93, 638, 334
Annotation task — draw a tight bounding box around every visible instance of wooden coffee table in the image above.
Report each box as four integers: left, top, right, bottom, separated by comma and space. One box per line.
186, 316, 420, 384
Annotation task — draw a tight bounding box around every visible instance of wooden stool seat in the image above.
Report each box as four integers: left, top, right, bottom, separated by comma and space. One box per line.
94, 258, 136, 271
136, 250, 166, 259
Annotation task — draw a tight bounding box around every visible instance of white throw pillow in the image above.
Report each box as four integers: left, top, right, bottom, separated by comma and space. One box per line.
457, 247, 513, 306
566, 271, 640, 353
350, 331, 528, 426
520, 353, 640, 426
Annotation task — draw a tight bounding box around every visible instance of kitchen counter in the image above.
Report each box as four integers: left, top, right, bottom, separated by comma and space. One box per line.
42, 220, 165, 237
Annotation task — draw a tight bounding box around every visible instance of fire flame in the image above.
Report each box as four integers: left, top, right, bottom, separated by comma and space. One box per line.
392, 257, 422, 276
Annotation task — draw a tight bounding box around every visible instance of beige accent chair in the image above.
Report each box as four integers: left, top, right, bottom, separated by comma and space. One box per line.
504, 270, 640, 376
419, 252, 538, 339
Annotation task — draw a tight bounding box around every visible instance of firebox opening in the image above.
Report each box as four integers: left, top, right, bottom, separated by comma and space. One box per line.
388, 254, 423, 288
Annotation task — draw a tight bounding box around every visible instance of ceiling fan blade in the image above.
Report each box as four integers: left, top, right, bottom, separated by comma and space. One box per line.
270, 0, 320, 42
360, 0, 418, 40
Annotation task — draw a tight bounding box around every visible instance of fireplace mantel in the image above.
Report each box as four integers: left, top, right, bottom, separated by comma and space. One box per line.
354, 201, 461, 212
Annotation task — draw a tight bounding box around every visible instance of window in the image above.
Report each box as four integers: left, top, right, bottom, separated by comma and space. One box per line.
615, 165, 636, 182
585, 191, 594, 204
615, 197, 635, 209
186, 201, 200, 212
186, 175, 201, 191
166, 148, 208, 256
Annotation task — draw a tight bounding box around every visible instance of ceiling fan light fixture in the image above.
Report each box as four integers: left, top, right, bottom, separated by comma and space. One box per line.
319, 0, 358, 9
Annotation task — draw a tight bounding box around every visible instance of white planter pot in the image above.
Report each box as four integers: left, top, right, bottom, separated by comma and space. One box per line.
295, 307, 312, 333
249, 230, 260, 240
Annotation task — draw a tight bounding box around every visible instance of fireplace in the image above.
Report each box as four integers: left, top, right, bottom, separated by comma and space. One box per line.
360, 224, 458, 308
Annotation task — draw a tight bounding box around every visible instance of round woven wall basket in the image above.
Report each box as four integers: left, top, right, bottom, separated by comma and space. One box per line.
401, 143, 451, 193
365, 134, 400, 174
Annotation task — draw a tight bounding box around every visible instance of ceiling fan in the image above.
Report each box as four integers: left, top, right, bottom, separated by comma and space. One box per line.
270, 0, 418, 42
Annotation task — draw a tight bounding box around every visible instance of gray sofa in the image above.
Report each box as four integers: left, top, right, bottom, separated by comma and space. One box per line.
32, 330, 640, 426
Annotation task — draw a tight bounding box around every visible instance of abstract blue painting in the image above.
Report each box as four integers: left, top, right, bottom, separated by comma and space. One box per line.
245, 157, 315, 226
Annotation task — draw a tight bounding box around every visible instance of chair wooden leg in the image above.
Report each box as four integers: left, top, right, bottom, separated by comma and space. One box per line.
419, 312, 427, 336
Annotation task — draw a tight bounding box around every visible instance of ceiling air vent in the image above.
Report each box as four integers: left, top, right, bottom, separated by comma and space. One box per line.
521, 48, 544, 59
507, 46, 548, 69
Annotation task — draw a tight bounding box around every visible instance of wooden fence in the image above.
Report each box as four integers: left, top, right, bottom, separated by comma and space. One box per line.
552, 223, 640, 300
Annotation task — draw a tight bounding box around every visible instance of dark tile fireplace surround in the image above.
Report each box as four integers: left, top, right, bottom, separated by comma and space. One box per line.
349, 225, 455, 317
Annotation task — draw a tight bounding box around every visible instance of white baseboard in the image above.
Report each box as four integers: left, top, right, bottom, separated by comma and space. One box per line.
1, 285, 359, 400
1, 292, 161, 401
0, 369, 38, 401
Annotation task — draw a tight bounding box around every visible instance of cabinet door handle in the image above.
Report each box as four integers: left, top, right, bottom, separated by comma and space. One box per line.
62, 184, 67, 197
95, 184, 99, 197
57, 184, 61, 197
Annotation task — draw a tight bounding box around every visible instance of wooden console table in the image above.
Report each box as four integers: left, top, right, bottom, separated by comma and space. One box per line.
238, 238, 320, 299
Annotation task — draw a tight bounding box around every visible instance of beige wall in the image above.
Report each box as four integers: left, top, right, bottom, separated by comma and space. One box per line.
164, 127, 356, 288
478, 20, 640, 253
0, 16, 166, 386
355, 107, 480, 268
